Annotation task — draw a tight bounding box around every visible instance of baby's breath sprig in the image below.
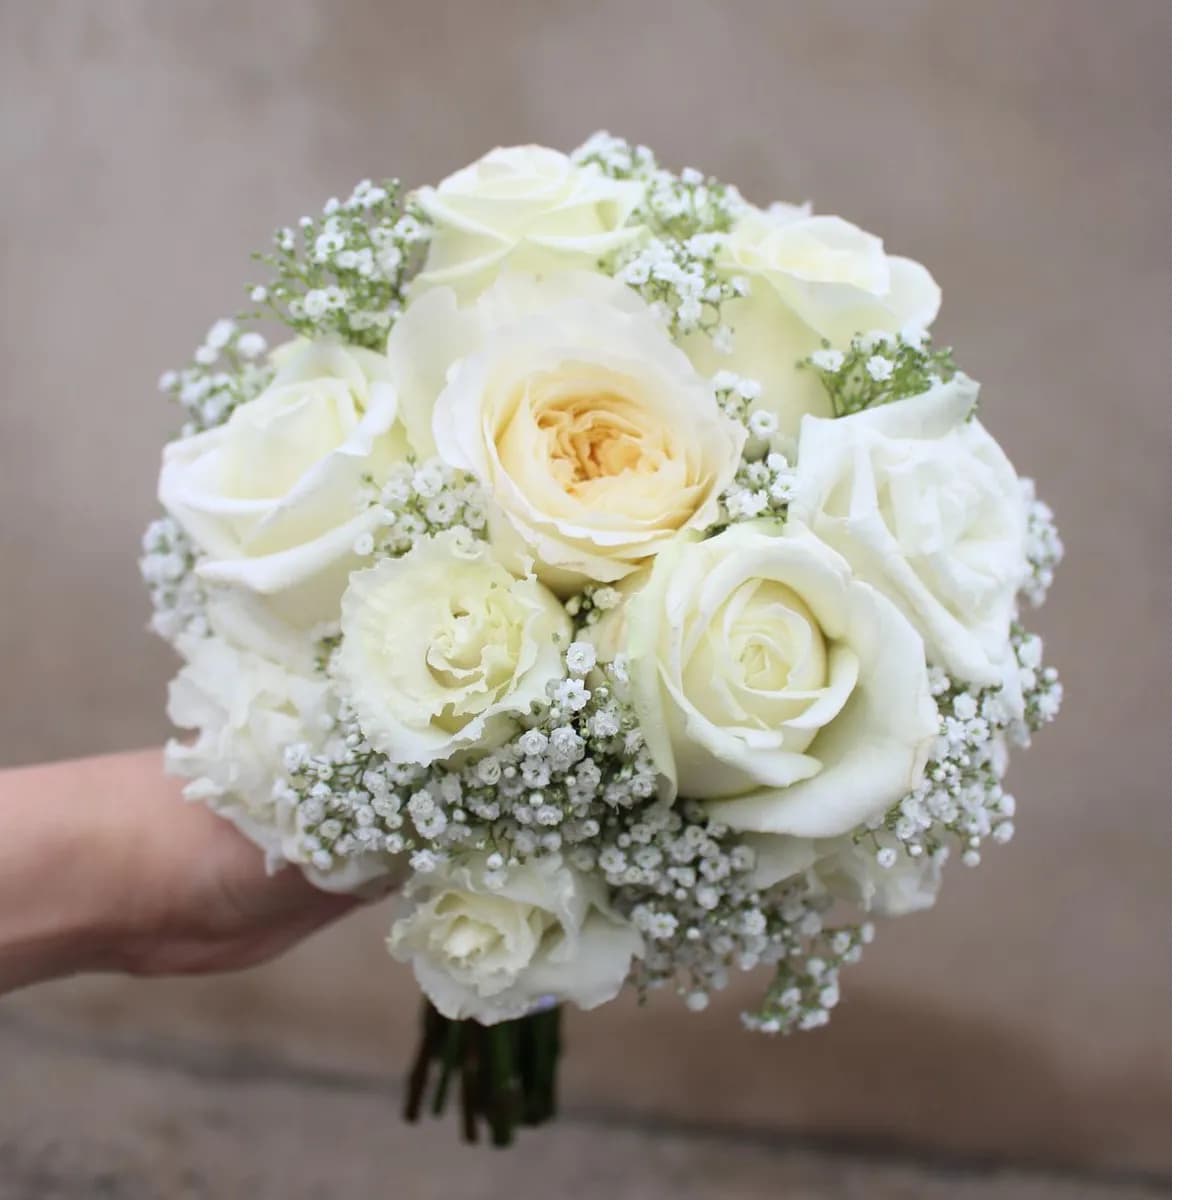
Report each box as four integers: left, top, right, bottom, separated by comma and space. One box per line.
158, 317, 273, 435
605, 804, 867, 1025
280, 655, 659, 879
353, 459, 488, 560
637, 166, 747, 242
248, 179, 431, 353
575, 134, 747, 240
1019, 479, 1064, 608
808, 332, 959, 419
139, 516, 209, 641
606, 234, 747, 342
744, 922, 874, 1034
709, 372, 802, 529
716, 453, 801, 528
579, 133, 748, 343
856, 626, 1062, 874
571, 131, 659, 182
564, 584, 623, 631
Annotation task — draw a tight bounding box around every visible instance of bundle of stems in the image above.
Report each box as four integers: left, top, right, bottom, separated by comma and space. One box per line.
404, 1001, 562, 1146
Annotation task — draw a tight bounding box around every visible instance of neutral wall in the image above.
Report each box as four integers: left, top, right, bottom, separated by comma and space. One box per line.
0, 0, 1170, 1176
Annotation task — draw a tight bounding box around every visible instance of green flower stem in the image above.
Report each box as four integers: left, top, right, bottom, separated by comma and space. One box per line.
403, 1001, 563, 1147
431, 1019, 464, 1115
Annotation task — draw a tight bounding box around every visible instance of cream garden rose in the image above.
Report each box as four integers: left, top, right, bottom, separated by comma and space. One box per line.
158, 339, 408, 624
389, 271, 745, 591
334, 532, 571, 766
613, 522, 937, 838
387, 854, 642, 1024
414, 145, 644, 297
685, 202, 941, 444
790, 375, 1027, 708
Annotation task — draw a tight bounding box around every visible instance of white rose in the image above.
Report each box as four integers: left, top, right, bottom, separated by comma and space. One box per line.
164, 615, 392, 894
388, 853, 641, 1024
745, 833, 943, 917
414, 144, 644, 297
615, 522, 937, 838
158, 339, 408, 626
334, 532, 571, 766
685, 202, 941, 444
389, 271, 744, 591
790, 376, 1026, 706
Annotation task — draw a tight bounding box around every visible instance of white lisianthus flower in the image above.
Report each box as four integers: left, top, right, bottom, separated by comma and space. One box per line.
609, 522, 937, 838
389, 271, 744, 592
158, 339, 408, 626
334, 532, 571, 766
164, 619, 392, 894
414, 144, 644, 297
685, 202, 941, 444
388, 854, 642, 1024
745, 833, 943, 917
790, 375, 1026, 709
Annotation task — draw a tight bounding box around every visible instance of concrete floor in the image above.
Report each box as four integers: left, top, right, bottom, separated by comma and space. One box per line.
0, 1002, 1166, 1200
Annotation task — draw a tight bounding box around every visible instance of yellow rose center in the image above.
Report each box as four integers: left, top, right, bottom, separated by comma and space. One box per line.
539, 395, 662, 491
490, 360, 712, 531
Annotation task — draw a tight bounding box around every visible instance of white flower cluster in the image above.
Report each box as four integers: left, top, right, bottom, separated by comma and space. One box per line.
597, 800, 812, 1013
139, 516, 208, 641
563, 584, 623, 630
144, 134, 1063, 1049
355, 459, 488, 559
577, 133, 749, 341
157, 318, 272, 435
743, 920, 875, 1034
708, 372, 803, 526
613, 234, 749, 341
862, 627, 1062, 872
1020, 478, 1065, 607
280, 654, 659, 879
808, 331, 960, 418
254, 178, 430, 351
718, 452, 801, 525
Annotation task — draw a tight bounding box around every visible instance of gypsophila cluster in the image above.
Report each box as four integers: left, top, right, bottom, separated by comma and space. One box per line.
250, 179, 430, 352
563, 584, 623, 630
856, 626, 1061, 873
356, 459, 488, 559
596, 798, 875, 1030
157, 319, 273, 435
571, 131, 659, 181
743, 921, 874, 1034
575, 132, 748, 239
580, 133, 748, 342
708, 370, 803, 526
1020, 479, 1065, 607
809, 331, 959, 418
711, 370, 764, 422
609, 234, 747, 342
280, 655, 660, 877
139, 516, 209, 641
718, 452, 802, 526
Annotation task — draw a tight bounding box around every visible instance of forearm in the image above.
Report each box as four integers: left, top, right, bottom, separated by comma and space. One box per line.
0, 748, 360, 993
0, 751, 156, 992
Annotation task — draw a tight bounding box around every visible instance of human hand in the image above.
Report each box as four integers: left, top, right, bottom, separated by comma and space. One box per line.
0, 749, 365, 991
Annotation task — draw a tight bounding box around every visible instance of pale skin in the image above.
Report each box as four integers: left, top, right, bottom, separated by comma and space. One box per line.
0, 749, 361, 994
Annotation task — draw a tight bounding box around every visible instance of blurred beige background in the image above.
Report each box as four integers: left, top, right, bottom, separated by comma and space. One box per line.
0, 0, 1169, 1192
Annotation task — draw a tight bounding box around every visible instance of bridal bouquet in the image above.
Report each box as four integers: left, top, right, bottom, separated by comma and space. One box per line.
143, 134, 1062, 1144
